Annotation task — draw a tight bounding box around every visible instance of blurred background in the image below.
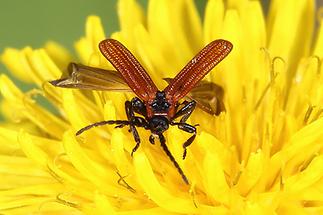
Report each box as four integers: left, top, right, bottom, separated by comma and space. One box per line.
4, 0, 323, 73
2, 0, 323, 71
0, 0, 321, 119
0, 0, 271, 59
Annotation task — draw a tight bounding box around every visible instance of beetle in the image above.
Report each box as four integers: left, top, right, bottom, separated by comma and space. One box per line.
50, 39, 233, 184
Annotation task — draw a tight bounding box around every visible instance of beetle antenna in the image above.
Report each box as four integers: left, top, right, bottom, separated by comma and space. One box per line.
76, 120, 130, 135
158, 134, 189, 184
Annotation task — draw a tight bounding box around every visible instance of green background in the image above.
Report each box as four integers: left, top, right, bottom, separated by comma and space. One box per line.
0, 0, 213, 78
0, 0, 275, 75
0, 0, 207, 54
0, 0, 207, 120
0, 0, 286, 73
0, 0, 309, 120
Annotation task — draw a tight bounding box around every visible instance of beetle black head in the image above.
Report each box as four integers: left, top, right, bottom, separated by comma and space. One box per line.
149, 116, 169, 134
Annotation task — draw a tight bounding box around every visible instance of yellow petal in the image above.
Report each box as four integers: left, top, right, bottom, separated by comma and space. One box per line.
268, 0, 314, 74
202, 145, 230, 204
236, 150, 264, 195
285, 155, 323, 192
244, 200, 268, 215
133, 151, 227, 214
1, 47, 34, 83
44, 41, 73, 70
25, 48, 63, 83
147, 0, 201, 72
110, 129, 132, 175
219, 9, 244, 109
75, 16, 106, 64
18, 130, 49, 166
61, 89, 102, 133
268, 117, 323, 186
313, 19, 323, 57
203, 0, 224, 43
133, 24, 170, 86
0, 75, 68, 138
118, 0, 144, 50
93, 192, 117, 215
63, 130, 132, 197
0, 126, 21, 154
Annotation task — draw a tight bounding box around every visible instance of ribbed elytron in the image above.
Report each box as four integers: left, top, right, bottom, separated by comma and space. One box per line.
51, 39, 233, 184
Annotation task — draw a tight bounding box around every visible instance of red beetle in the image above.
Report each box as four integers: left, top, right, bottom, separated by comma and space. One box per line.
51, 39, 233, 184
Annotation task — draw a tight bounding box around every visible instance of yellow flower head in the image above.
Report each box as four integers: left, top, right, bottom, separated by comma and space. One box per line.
1, 0, 323, 214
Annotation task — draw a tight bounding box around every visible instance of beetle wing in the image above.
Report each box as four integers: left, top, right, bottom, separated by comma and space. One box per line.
99, 39, 158, 101
164, 40, 232, 103
188, 80, 225, 115
49, 63, 132, 91
164, 78, 225, 115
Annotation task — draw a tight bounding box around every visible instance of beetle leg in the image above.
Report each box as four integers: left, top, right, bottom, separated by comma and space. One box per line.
159, 133, 189, 184
76, 120, 130, 135
132, 116, 149, 129
125, 101, 141, 156
170, 122, 197, 159
125, 100, 150, 155
131, 97, 147, 117
179, 123, 196, 160
76, 99, 148, 138
129, 116, 150, 154
172, 100, 196, 122
171, 100, 197, 159
149, 135, 155, 144
115, 124, 126, 128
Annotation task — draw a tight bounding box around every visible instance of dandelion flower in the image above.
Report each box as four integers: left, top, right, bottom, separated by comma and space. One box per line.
1, 0, 323, 214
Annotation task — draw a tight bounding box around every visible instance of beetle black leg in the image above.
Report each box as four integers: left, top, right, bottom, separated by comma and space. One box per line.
76, 99, 148, 142
125, 101, 142, 156
131, 97, 147, 117
170, 122, 197, 159
173, 100, 196, 122
159, 134, 189, 184
132, 116, 149, 129
76, 120, 130, 135
149, 135, 155, 144
115, 124, 127, 128
171, 101, 197, 159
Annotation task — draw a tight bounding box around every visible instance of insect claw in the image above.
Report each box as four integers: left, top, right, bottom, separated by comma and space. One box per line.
183, 149, 187, 160
130, 142, 140, 157
149, 135, 155, 144
131, 147, 137, 157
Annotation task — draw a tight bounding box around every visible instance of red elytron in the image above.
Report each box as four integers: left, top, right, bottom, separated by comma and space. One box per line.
51, 39, 233, 184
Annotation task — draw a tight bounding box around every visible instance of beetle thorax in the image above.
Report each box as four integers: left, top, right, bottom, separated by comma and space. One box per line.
150, 91, 170, 113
